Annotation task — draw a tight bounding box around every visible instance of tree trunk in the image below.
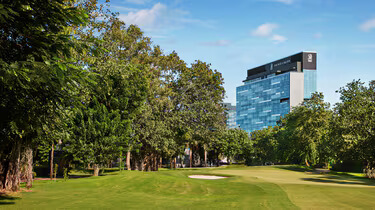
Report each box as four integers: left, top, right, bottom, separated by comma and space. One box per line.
138, 158, 144, 171
174, 157, 177, 169
189, 148, 192, 168
216, 153, 220, 167
150, 153, 156, 171
0, 161, 4, 189
305, 158, 310, 167
25, 146, 33, 189
145, 154, 151, 171
131, 156, 136, 170
126, 150, 131, 171
154, 155, 158, 171
204, 149, 207, 167
5, 142, 21, 191
119, 156, 122, 171
159, 157, 162, 169
93, 164, 99, 176
50, 143, 54, 180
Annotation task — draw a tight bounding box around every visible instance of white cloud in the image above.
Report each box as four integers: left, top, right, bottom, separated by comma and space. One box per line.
111, 5, 139, 12
272, 0, 294, 4
360, 18, 375, 32
119, 3, 167, 30
124, 0, 151, 5
260, 0, 294, 5
314, 32, 323, 39
252, 23, 287, 44
200, 40, 231, 46
271, 34, 287, 43
119, 3, 213, 32
252, 23, 279, 37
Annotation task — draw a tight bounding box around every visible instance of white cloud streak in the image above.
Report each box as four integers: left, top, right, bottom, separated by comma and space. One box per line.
360, 18, 375, 32
252, 23, 287, 44
111, 5, 139, 12
252, 23, 279, 37
119, 3, 166, 30
118, 3, 213, 32
271, 34, 287, 43
272, 0, 294, 4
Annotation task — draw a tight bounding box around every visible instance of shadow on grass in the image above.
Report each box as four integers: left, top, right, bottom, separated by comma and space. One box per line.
68, 168, 121, 178
301, 175, 375, 186
275, 165, 314, 172
0, 192, 20, 205
68, 174, 93, 179
276, 165, 375, 186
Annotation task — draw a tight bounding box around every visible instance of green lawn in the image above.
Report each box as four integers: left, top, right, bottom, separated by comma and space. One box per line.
2, 166, 375, 209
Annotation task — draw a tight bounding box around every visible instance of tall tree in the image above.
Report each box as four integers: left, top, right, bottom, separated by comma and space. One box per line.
279, 93, 332, 166
221, 128, 249, 164
0, 0, 88, 191
251, 127, 279, 165
331, 80, 375, 174
178, 61, 226, 167
64, 97, 123, 176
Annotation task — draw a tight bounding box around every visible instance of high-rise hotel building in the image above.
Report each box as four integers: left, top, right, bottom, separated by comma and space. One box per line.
236, 52, 317, 133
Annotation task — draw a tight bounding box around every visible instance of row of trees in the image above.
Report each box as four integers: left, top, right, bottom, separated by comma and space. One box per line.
0, 0, 227, 192
1, 0, 373, 193
226, 82, 375, 176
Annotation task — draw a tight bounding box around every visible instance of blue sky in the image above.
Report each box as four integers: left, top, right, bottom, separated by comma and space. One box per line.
109, 0, 375, 106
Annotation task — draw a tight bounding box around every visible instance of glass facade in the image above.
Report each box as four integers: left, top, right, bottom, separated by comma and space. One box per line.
236, 73, 291, 133
227, 109, 237, 129
222, 103, 237, 129
303, 70, 317, 99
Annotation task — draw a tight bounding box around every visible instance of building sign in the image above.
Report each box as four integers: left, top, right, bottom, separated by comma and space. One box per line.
302, 53, 316, 70
308, 54, 313, 62
273, 58, 291, 68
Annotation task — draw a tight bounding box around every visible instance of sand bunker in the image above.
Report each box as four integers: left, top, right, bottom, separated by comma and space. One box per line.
188, 175, 228, 180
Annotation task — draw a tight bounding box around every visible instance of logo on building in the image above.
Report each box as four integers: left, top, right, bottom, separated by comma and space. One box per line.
308, 54, 313, 62
274, 59, 291, 67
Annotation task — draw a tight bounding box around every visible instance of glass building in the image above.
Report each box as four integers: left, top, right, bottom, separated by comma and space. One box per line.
221, 103, 237, 129
236, 52, 317, 133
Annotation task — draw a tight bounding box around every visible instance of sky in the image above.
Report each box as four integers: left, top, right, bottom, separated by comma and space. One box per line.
108, 0, 375, 106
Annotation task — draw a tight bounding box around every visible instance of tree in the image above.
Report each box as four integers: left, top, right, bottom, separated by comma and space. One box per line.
0, 0, 88, 191
331, 80, 375, 175
178, 61, 226, 167
221, 128, 249, 164
64, 97, 123, 176
251, 127, 279, 165
279, 92, 332, 166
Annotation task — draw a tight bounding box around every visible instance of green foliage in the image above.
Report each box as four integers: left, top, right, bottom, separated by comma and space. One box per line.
331, 80, 375, 169
54, 164, 58, 180
64, 97, 123, 167
0, 0, 90, 191
63, 168, 68, 181
277, 92, 332, 165
220, 128, 250, 163
251, 127, 279, 164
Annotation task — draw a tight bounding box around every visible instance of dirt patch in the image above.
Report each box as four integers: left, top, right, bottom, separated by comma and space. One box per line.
188, 175, 228, 180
